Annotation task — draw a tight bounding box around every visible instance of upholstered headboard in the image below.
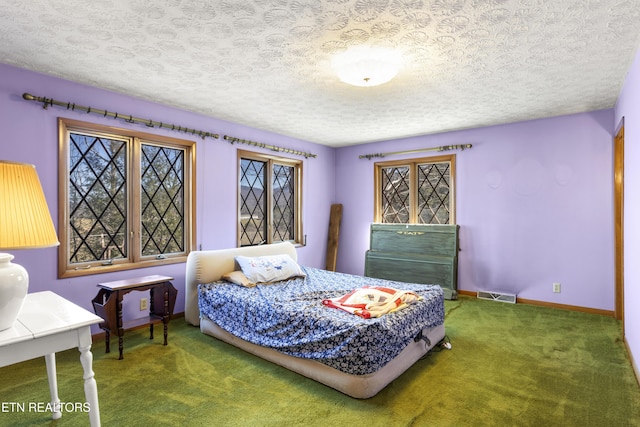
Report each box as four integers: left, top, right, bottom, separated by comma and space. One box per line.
184, 242, 298, 326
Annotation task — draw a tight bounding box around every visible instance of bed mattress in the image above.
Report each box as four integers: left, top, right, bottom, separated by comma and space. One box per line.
198, 266, 444, 375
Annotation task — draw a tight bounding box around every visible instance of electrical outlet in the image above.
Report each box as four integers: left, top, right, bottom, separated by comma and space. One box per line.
140, 297, 148, 311
553, 282, 561, 293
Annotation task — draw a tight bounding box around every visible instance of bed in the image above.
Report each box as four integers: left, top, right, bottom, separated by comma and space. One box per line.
184, 242, 447, 399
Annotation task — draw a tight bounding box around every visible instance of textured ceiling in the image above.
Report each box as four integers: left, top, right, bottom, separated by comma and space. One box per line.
1, 0, 639, 147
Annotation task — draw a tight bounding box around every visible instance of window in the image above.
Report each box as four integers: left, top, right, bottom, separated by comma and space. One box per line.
58, 118, 195, 278
238, 150, 302, 247
374, 154, 455, 224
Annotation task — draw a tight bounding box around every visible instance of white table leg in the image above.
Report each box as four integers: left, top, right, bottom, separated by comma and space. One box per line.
78, 328, 101, 427
44, 353, 62, 420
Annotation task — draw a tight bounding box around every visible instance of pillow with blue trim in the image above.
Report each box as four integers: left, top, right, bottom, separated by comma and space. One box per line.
235, 254, 305, 284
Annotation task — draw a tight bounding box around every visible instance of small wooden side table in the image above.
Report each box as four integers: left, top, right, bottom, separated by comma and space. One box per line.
92, 275, 177, 360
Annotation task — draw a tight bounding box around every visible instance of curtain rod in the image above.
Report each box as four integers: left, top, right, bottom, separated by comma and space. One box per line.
223, 135, 317, 159
22, 93, 220, 140
359, 143, 473, 160
23, 93, 317, 159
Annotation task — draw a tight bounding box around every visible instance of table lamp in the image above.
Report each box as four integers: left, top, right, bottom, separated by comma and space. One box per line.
0, 161, 59, 331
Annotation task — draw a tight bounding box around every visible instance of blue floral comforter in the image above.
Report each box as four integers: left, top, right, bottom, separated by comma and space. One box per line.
198, 266, 444, 375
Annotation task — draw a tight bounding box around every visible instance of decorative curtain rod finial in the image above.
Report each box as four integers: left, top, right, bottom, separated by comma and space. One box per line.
359, 153, 384, 160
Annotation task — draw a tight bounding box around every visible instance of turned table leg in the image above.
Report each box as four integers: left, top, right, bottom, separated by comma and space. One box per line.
44, 353, 62, 420
116, 290, 124, 360
78, 328, 101, 427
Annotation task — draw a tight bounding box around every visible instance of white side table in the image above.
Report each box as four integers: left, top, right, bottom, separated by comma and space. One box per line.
0, 291, 103, 426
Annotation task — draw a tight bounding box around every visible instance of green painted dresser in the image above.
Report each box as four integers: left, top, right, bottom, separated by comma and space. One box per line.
364, 223, 459, 299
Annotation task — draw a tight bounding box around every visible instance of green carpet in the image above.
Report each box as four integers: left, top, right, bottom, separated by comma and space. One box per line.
1, 296, 639, 426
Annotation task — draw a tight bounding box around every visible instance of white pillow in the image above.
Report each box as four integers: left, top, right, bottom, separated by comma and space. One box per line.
235, 254, 305, 284
221, 271, 256, 288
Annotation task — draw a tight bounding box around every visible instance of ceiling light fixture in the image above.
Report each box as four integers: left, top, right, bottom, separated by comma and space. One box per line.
331, 46, 402, 87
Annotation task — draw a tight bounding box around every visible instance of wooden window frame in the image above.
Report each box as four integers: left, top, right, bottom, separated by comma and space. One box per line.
58, 118, 196, 278
374, 154, 455, 224
237, 149, 303, 247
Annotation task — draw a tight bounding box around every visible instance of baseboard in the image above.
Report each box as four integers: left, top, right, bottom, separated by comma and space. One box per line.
624, 337, 640, 388
457, 290, 615, 317
91, 311, 185, 341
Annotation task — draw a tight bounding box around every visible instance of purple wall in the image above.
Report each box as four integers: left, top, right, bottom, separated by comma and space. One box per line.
335, 110, 615, 311
615, 46, 640, 380
0, 64, 335, 329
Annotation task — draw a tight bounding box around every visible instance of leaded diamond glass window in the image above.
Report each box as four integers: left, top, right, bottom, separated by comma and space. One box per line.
69, 133, 128, 263
141, 144, 185, 256
273, 164, 295, 242
381, 166, 410, 223
59, 119, 195, 278
240, 158, 267, 246
375, 155, 455, 224
418, 162, 450, 224
238, 150, 302, 247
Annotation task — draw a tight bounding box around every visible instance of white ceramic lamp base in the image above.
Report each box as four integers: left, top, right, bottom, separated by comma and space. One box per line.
0, 253, 29, 331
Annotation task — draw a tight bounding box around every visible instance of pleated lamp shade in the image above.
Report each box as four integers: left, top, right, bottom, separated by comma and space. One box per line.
0, 161, 59, 249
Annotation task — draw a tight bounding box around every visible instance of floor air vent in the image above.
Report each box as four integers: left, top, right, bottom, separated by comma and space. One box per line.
477, 290, 517, 304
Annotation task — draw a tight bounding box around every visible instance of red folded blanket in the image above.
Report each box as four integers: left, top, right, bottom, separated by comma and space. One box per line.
322, 286, 422, 319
